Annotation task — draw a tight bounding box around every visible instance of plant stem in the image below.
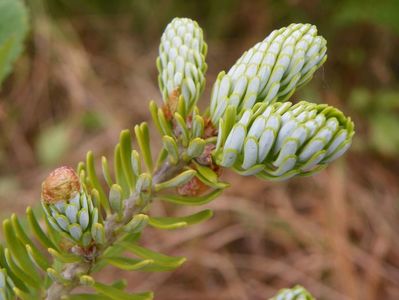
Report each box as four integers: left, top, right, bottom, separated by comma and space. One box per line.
45, 159, 185, 300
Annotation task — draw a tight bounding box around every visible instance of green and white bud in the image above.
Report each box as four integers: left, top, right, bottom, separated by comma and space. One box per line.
210, 23, 327, 124
214, 101, 354, 180
157, 17, 207, 116
270, 285, 315, 300
41, 166, 99, 247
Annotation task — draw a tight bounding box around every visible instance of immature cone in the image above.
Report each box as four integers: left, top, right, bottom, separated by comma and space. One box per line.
41, 166, 99, 247
157, 17, 207, 116
270, 285, 315, 300
214, 101, 354, 180
210, 23, 327, 124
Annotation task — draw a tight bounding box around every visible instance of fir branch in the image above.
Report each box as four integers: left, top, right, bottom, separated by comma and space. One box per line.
45, 159, 187, 300
0, 16, 355, 300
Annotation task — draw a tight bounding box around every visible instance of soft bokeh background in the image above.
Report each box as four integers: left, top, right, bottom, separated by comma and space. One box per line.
1, 0, 399, 299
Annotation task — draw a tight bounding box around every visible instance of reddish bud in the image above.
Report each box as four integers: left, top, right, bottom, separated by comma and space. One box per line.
195, 144, 216, 167
41, 166, 80, 204
177, 176, 209, 196
203, 118, 218, 139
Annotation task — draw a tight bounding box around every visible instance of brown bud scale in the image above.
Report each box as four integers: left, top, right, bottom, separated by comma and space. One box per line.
41, 166, 80, 204
177, 176, 209, 196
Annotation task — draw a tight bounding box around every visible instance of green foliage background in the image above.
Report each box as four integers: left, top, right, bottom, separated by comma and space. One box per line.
0, 0, 28, 86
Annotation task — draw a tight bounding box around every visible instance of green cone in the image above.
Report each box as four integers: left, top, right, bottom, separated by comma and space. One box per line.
214, 101, 354, 180
157, 17, 207, 116
210, 23, 327, 124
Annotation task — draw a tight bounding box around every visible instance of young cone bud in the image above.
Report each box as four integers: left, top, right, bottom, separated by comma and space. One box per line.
210, 23, 327, 124
41, 166, 98, 247
214, 101, 354, 180
157, 17, 207, 116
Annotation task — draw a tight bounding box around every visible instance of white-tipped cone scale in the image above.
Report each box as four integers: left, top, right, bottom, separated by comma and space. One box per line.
41, 167, 102, 247
210, 23, 327, 124
157, 18, 207, 117
214, 101, 354, 180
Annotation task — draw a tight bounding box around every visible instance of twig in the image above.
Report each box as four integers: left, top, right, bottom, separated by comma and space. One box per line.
45, 160, 184, 300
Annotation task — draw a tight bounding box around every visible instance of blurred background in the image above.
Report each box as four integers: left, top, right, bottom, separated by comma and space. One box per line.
1, 0, 399, 299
